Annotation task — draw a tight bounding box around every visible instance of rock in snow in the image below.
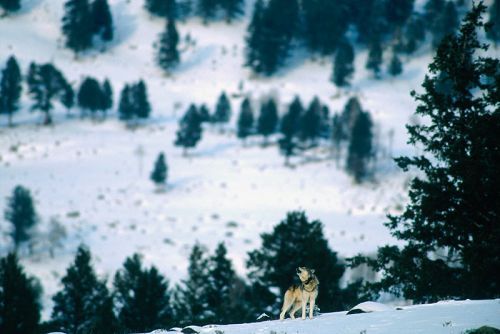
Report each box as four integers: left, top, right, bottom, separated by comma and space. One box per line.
346, 301, 393, 315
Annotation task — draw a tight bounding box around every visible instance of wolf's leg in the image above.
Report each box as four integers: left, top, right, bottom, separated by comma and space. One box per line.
301, 293, 307, 320
290, 302, 301, 319
309, 296, 315, 319
280, 292, 294, 320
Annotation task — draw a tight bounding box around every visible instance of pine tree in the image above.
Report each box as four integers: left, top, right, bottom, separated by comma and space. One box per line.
174, 104, 203, 155
198, 0, 217, 23
199, 103, 211, 123
219, 0, 244, 23
150, 152, 168, 186
341, 97, 363, 140
257, 98, 278, 144
0, 0, 21, 14
431, 0, 459, 48
331, 113, 344, 163
62, 0, 93, 53
4, 185, 38, 250
245, 0, 265, 73
134, 80, 152, 119
52, 246, 117, 334
486, 0, 500, 43
388, 52, 403, 76
145, 0, 176, 18
403, 14, 426, 54
212, 91, 232, 127
0, 56, 22, 126
384, 0, 414, 30
91, 0, 113, 41
78, 77, 103, 117
157, 18, 180, 72
114, 254, 172, 333
424, 0, 445, 27
332, 39, 355, 87
177, 0, 192, 19
351, 3, 500, 302
61, 80, 75, 114
366, 37, 383, 78
247, 211, 347, 315
237, 97, 254, 142
299, 97, 322, 145
346, 111, 373, 182
0, 253, 41, 334
101, 79, 113, 116
118, 84, 134, 121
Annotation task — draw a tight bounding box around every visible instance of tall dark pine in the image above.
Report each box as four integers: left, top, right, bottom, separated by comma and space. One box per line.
118, 84, 134, 121
220, 0, 244, 23
101, 79, 113, 116
145, 0, 176, 18
197, 0, 217, 23
174, 104, 203, 155
299, 97, 322, 145
257, 98, 278, 144
431, 0, 459, 48
332, 39, 355, 87
62, 0, 93, 53
52, 246, 117, 334
150, 152, 168, 186
424, 0, 445, 28
78, 77, 103, 117
388, 52, 403, 76
331, 113, 344, 163
114, 254, 172, 333
247, 211, 346, 315
0, 253, 41, 334
0, 56, 22, 126
366, 37, 383, 78
237, 97, 254, 142
91, 0, 114, 41
346, 111, 373, 182
177, 0, 192, 19
0, 0, 21, 14
212, 91, 232, 127
157, 18, 180, 72
134, 80, 151, 119
384, 0, 414, 30
351, 3, 500, 302
341, 96, 363, 140
403, 14, 426, 54
4, 185, 38, 250
278, 97, 303, 164
61, 80, 75, 114
486, 0, 500, 43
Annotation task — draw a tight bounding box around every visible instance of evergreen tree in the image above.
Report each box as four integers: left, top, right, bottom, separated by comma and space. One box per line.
388, 52, 403, 76
346, 111, 374, 182
424, 0, 445, 27
299, 97, 322, 145
341, 97, 363, 140
114, 254, 172, 333
150, 152, 168, 186
134, 80, 151, 119
212, 91, 232, 127
174, 104, 203, 155
257, 98, 278, 144
353, 0, 389, 45
236, 97, 254, 142
366, 37, 383, 78
176, 0, 192, 19
331, 113, 344, 163
91, 0, 113, 41
332, 39, 355, 87
302, 0, 349, 55
174, 243, 212, 326
219, 0, 244, 23
101, 79, 113, 116
198, 103, 211, 123
118, 84, 134, 121
157, 18, 180, 72
486, 0, 500, 43
62, 0, 93, 53
0, 55, 22, 126
431, 1, 459, 48
0, 253, 41, 334
145, 0, 176, 18
0, 0, 21, 14
78, 77, 103, 117
197, 0, 217, 23
351, 3, 500, 302
247, 211, 347, 315
52, 246, 117, 334
4, 185, 38, 250
61, 80, 75, 114
403, 14, 426, 54
27, 63, 66, 125
280, 96, 303, 140
384, 0, 414, 30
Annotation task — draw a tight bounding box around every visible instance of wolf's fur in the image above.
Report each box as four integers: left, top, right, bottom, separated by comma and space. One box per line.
279, 267, 319, 320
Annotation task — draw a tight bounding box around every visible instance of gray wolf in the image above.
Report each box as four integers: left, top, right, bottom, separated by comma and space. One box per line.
279, 267, 319, 320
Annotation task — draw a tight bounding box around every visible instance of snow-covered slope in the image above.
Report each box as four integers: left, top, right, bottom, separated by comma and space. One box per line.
0, 0, 464, 319
135, 300, 500, 334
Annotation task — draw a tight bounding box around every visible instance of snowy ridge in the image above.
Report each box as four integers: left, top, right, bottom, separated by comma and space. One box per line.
133, 300, 500, 334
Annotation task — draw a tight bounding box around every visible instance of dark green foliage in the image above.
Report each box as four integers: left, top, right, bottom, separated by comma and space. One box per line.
0, 55, 22, 126
350, 3, 500, 302
101, 79, 113, 114
219, 0, 244, 23
257, 98, 278, 143
332, 39, 355, 87
134, 80, 151, 119
177, 0, 192, 19
78, 77, 103, 116
247, 211, 347, 315
366, 37, 383, 78
198, 103, 211, 122
299, 97, 322, 144
331, 113, 344, 162
114, 254, 172, 333
27, 62, 67, 125
352, 0, 389, 45
118, 80, 152, 123
346, 111, 374, 182
91, 0, 114, 41
52, 246, 117, 334
424, 0, 445, 27
431, 1, 459, 48
157, 18, 180, 72
150, 152, 168, 185
4, 185, 38, 249
175, 104, 203, 154
118, 84, 134, 121
237, 97, 254, 141
145, 0, 176, 18
0, 253, 41, 334
62, 0, 93, 53
278, 97, 303, 163
486, 0, 500, 43
198, 0, 217, 23
466, 327, 500, 334
212, 91, 232, 126
388, 52, 403, 76
384, 0, 414, 28
403, 14, 426, 54
0, 0, 21, 14
61, 80, 75, 113
302, 0, 349, 55
341, 96, 363, 140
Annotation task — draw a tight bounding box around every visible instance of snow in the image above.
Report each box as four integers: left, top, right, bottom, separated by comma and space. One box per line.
1, 0, 497, 322
131, 300, 500, 334
347, 301, 393, 314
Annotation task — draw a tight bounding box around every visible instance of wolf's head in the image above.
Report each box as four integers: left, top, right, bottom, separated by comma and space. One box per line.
296, 266, 315, 282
